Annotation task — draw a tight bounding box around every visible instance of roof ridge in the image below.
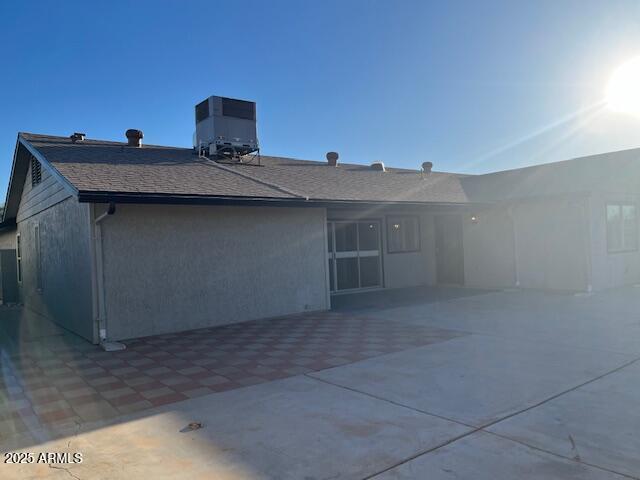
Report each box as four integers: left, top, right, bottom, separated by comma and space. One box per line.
204, 158, 309, 200
473, 145, 640, 178
20, 132, 191, 151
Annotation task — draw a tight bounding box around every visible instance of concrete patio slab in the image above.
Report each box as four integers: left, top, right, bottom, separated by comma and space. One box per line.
330, 285, 491, 311
0, 375, 470, 480
4, 287, 640, 478
373, 288, 640, 356
488, 360, 640, 478
371, 431, 627, 479
309, 334, 633, 426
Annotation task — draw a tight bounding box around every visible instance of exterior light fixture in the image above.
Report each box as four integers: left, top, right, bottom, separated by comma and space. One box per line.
471, 215, 479, 224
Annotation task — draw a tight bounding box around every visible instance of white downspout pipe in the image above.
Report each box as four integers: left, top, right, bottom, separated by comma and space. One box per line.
508, 205, 520, 287
583, 194, 594, 293
93, 202, 125, 351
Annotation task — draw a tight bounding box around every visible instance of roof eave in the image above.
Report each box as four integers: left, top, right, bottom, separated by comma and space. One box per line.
77, 191, 483, 208
0, 219, 17, 232
1, 136, 22, 223
18, 134, 79, 196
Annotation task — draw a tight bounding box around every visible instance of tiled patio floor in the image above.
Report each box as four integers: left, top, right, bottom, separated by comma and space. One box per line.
0, 309, 464, 438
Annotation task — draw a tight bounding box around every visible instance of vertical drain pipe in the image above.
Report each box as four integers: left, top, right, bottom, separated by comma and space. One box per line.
583, 195, 594, 293
508, 205, 520, 287
94, 202, 125, 351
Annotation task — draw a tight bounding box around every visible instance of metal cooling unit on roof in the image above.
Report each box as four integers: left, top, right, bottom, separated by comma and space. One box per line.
194, 95, 259, 159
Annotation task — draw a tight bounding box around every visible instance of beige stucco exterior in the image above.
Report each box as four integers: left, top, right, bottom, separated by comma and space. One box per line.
11, 152, 640, 344
463, 206, 516, 289
463, 196, 591, 292
462, 192, 640, 293
98, 204, 330, 340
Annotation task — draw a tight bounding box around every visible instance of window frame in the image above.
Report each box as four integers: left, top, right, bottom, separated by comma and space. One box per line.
606, 202, 638, 254
386, 215, 421, 254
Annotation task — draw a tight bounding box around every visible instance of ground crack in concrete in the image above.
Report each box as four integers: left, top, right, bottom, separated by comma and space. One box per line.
308, 354, 640, 480
48, 464, 81, 480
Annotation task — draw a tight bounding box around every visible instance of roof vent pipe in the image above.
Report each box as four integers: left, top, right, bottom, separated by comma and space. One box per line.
70, 132, 86, 143
370, 161, 386, 172
422, 161, 433, 175
126, 129, 143, 147
326, 151, 339, 166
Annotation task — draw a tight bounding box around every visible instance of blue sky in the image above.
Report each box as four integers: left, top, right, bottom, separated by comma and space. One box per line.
1, 0, 640, 196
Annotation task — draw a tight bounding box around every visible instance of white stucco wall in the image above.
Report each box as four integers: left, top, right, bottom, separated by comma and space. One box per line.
589, 192, 640, 291
100, 204, 329, 340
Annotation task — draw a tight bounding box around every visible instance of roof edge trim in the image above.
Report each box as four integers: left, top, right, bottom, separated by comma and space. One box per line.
78, 191, 480, 208
2, 137, 22, 223
18, 134, 79, 196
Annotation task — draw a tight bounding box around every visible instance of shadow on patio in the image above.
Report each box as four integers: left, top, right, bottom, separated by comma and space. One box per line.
330, 285, 493, 311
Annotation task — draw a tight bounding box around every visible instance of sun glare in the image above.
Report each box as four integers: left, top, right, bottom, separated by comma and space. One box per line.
606, 56, 640, 116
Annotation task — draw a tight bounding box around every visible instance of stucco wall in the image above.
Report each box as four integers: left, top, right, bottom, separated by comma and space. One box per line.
463, 206, 516, 289
382, 212, 434, 289
589, 192, 640, 291
17, 197, 94, 340
100, 204, 329, 340
511, 197, 589, 292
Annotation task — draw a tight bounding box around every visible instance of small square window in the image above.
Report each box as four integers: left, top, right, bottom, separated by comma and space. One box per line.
387, 215, 420, 253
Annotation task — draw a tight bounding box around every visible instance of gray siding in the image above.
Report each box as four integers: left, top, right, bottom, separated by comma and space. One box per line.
16, 159, 71, 223
100, 204, 329, 340
589, 192, 640, 291
17, 197, 94, 340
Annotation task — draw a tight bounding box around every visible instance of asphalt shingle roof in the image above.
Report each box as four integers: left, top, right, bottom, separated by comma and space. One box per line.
20, 133, 471, 204
461, 148, 640, 202
22, 134, 297, 199
18, 133, 640, 207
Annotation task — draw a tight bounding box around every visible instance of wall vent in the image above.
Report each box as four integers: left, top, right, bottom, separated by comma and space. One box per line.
31, 156, 42, 186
